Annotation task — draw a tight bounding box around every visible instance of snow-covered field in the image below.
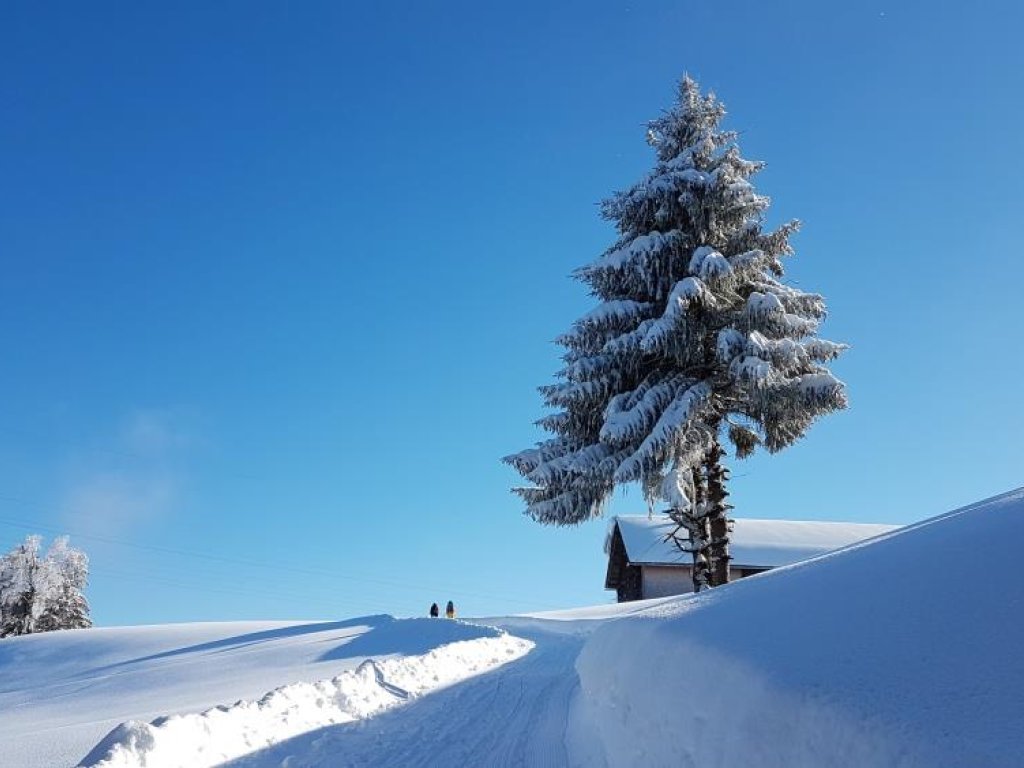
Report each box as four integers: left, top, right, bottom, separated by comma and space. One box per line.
575, 488, 1024, 767
2, 487, 1022, 767
0, 617, 528, 767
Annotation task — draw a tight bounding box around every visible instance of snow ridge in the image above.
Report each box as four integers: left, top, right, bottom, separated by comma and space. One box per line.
80, 628, 533, 768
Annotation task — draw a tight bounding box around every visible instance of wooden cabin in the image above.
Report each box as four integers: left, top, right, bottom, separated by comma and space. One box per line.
605, 515, 899, 602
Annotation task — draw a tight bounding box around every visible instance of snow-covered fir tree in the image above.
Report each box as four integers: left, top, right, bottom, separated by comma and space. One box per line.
0, 535, 91, 637
505, 76, 847, 591
0, 535, 44, 637
36, 537, 92, 633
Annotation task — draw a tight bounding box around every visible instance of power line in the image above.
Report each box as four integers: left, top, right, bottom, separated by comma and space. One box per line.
0, 425, 266, 483
86, 565, 389, 615
0, 496, 558, 609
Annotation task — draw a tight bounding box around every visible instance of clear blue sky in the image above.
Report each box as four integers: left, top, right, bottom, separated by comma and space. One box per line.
2, 1, 1022, 625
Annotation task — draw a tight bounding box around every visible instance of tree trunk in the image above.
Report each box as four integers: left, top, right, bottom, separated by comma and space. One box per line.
668, 464, 709, 592
666, 463, 710, 593
706, 437, 733, 588
690, 463, 711, 592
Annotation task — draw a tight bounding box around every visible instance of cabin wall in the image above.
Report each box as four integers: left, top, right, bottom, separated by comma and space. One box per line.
641, 565, 694, 597
607, 526, 644, 602
617, 564, 643, 602
638, 565, 772, 598
733, 566, 770, 580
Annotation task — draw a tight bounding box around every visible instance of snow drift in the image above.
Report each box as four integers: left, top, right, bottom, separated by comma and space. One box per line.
0, 616, 529, 768
575, 487, 1024, 767
80, 627, 532, 768
4, 488, 1023, 767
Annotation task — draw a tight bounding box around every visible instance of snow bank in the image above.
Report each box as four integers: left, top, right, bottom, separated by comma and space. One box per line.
513, 595, 680, 622
576, 620, 903, 767
9, 488, 1024, 768
574, 487, 1024, 767
0, 615, 532, 768
81, 627, 533, 768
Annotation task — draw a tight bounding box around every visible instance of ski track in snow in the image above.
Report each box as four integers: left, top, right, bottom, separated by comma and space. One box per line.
80, 629, 534, 768
224, 625, 590, 768
9, 490, 1024, 767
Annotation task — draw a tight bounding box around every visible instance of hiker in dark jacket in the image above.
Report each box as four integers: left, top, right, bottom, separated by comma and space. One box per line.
429, 602, 439, 618
445, 600, 455, 619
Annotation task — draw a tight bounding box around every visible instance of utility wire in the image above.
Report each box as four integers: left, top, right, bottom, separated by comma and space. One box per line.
0, 495, 560, 609
87, 565, 389, 615
0, 425, 266, 483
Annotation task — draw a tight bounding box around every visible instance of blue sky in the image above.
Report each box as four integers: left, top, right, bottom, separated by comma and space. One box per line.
2, 1, 1022, 625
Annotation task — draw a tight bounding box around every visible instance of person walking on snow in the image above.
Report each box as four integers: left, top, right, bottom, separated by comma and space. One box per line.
445, 600, 455, 619
429, 602, 439, 618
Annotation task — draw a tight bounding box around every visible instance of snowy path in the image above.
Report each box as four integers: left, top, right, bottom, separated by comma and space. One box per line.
1, 617, 540, 768
10, 491, 1024, 767
224, 623, 596, 768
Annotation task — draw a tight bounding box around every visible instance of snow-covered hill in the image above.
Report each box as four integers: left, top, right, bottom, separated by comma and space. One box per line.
0, 616, 529, 767
575, 487, 1024, 767
2, 488, 1022, 767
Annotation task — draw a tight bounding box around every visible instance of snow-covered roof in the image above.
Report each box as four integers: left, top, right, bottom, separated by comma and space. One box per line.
606, 515, 900, 568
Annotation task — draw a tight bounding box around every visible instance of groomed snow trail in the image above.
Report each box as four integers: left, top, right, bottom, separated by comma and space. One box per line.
79, 625, 534, 768
224, 623, 594, 768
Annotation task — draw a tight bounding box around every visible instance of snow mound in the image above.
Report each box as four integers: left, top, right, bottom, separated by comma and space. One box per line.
1, 614, 529, 767
80, 625, 533, 768
575, 487, 1024, 767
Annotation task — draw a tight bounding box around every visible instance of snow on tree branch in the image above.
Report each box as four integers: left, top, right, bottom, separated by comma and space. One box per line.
504, 74, 847, 546
1, 535, 91, 637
